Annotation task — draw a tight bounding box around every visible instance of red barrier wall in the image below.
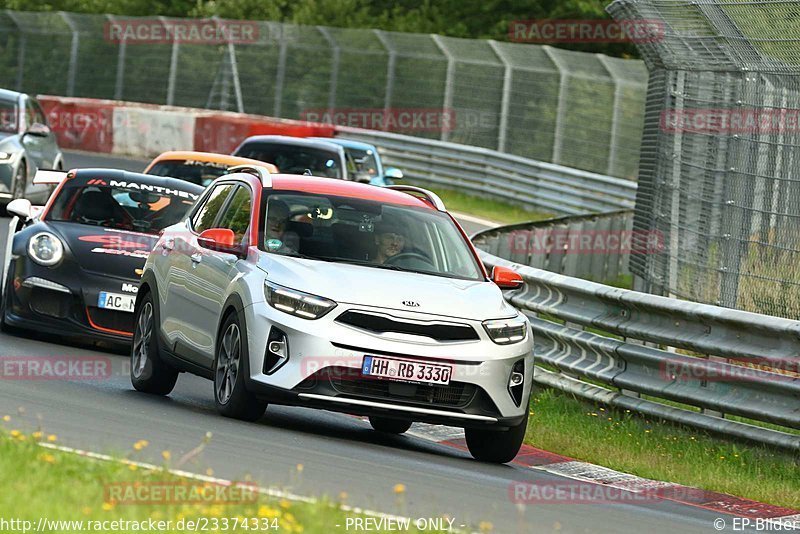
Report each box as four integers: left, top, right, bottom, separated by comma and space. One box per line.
38, 96, 115, 153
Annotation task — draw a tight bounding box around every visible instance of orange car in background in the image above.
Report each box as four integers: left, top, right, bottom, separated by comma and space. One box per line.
144, 151, 278, 187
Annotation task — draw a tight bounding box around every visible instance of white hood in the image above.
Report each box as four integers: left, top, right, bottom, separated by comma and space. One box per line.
258, 255, 517, 321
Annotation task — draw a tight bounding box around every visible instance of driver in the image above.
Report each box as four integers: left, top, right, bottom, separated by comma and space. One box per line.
373, 221, 407, 264
265, 199, 299, 253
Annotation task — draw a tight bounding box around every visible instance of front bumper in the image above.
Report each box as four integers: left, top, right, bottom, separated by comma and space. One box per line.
241, 302, 533, 429
2, 257, 138, 344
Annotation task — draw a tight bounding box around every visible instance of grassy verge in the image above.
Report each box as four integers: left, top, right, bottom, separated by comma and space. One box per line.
421, 186, 552, 226
0, 429, 432, 534
525, 389, 800, 510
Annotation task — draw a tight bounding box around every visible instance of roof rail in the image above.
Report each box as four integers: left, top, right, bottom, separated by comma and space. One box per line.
386, 185, 446, 211
226, 164, 273, 188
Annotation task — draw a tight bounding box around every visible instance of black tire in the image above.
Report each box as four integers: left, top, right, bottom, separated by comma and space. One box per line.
0, 267, 12, 333
369, 416, 412, 434
130, 292, 178, 395
465, 410, 529, 464
214, 311, 267, 422
12, 162, 26, 200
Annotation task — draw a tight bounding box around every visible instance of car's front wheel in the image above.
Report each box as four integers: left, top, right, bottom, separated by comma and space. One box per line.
369, 416, 412, 434
214, 312, 267, 422
130, 292, 178, 395
465, 410, 529, 464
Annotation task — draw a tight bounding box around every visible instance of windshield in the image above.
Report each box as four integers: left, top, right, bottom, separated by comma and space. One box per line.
0, 99, 18, 134
236, 143, 342, 179
147, 159, 231, 187
262, 192, 483, 281
47, 183, 196, 234
345, 147, 380, 180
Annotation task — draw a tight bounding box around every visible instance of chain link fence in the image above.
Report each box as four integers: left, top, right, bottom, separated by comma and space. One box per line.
608, 0, 800, 319
0, 9, 648, 179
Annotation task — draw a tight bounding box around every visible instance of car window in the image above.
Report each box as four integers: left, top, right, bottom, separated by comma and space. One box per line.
216, 186, 252, 243
25, 101, 36, 129
236, 143, 342, 179
192, 184, 235, 233
0, 99, 17, 133
30, 98, 47, 126
147, 159, 231, 187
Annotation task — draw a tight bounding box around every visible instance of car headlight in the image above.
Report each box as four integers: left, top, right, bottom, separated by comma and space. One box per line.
264, 281, 336, 320
0, 152, 11, 160
28, 232, 64, 266
483, 316, 528, 345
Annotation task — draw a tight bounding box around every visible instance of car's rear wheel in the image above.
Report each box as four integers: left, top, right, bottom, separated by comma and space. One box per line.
465, 410, 529, 464
214, 312, 267, 422
12, 162, 26, 200
130, 292, 178, 395
369, 416, 412, 434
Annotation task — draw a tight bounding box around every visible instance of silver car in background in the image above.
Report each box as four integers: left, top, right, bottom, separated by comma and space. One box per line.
0, 88, 64, 207
132, 166, 534, 463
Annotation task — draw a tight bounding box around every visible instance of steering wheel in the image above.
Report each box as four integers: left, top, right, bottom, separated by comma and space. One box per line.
384, 252, 435, 269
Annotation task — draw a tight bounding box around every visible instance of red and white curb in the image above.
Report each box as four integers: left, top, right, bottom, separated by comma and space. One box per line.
403, 423, 800, 527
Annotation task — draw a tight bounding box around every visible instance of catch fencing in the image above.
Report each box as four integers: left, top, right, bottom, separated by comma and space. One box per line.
607, 0, 800, 319
0, 9, 648, 179
474, 232, 800, 452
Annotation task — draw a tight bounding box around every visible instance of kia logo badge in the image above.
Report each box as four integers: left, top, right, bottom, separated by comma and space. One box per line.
402, 300, 420, 307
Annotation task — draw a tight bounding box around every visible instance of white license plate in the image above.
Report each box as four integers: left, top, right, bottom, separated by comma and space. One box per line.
97, 292, 136, 313
362, 356, 452, 385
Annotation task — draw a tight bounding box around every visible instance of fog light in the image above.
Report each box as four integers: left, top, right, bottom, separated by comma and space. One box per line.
263, 327, 289, 375
509, 372, 524, 387
508, 359, 526, 407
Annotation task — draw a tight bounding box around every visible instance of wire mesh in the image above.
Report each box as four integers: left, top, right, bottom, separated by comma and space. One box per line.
0, 9, 647, 179
608, 0, 800, 319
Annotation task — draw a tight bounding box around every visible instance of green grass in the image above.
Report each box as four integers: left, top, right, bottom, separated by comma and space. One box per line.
525, 389, 800, 510
421, 186, 552, 225
0, 430, 435, 534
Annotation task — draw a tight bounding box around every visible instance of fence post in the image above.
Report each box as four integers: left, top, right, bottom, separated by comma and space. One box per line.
543, 46, 567, 165
107, 15, 127, 101
216, 17, 244, 113
373, 30, 396, 130
59, 12, 80, 97
431, 34, 454, 142
160, 16, 180, 106
597, 54, 622, 178
317, 26, 340, 116
273, 23, 287, 118
6, 11, 25, 91
487, 40, 511, 153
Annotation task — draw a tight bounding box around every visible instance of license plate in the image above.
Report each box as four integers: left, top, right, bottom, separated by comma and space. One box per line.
97, 292, 136, 313
362, 356, 452, 385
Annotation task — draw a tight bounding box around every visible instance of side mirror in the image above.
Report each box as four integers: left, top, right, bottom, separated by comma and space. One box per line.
384, 167, 403, 180
492, 266, 524, 290
6, 198, 32, 220
197, 228, 244, 258
25, 123, 51, 138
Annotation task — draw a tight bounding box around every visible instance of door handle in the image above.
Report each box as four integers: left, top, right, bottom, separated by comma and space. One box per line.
190, 253, 203, 264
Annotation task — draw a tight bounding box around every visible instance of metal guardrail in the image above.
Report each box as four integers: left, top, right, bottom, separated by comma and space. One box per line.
476, 247, 800, 453
472, 210, 634, 281
335, 126, 637, 216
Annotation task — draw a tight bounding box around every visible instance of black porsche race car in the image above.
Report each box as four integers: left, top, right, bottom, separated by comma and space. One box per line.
0, 168, 204, 345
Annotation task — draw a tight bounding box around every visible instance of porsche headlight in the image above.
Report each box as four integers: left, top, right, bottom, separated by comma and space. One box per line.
483, 316, 528, 345
264, 281, 336, 320
0, 152, 11, 160
28, 232, 64, 266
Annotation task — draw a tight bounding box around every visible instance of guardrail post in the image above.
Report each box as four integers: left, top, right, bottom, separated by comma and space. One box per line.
374, 30, 396, 128
160, 16, 180, 106
488, 40, 511, 153
106, 15, 127, 100
431, 34, 455, 142
317, 26, 340, 116
59, 12, 80, 97
667, 71, 686, 297
6, 11, 25, 91
543, 46, 567, 165
273, 24, 288, 117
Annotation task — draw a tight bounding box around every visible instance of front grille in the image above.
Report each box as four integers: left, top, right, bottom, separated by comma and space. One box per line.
29, 288, 72, 319
322, 366, 475, 407
335, 310, 479, 342
87, 307, 134, 334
